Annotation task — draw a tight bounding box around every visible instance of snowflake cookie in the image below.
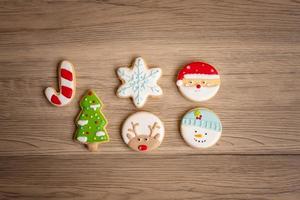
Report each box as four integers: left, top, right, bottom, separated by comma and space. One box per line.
116, 57, 163, 108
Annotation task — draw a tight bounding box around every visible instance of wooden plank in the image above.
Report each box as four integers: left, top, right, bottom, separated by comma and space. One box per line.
0, 155, 299, 200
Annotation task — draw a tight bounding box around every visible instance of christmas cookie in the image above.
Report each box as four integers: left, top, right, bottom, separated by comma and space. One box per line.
176, 62, 220, 102
117, 57, 163, 108
75, 90, 109, 152
122, 111, 164, 152
181, 108, 222, 148
45, 60, 76, 106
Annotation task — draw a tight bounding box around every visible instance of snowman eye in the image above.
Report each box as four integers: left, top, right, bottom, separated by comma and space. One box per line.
194, 130, 197, 133
205, 133, 207, 135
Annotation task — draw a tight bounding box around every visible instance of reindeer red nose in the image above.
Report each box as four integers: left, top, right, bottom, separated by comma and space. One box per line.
196, 84, 201, 89
138, 145, 148, 151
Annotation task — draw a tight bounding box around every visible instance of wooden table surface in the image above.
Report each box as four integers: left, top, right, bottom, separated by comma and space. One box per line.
0, 0, 299, 199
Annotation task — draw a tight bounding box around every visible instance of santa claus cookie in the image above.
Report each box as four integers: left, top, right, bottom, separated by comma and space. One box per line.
181, 108, 222, 148
45, 60, 76, 106
122, 111, 165, 152
176, 62, 220, 102
117, 57, 163, 108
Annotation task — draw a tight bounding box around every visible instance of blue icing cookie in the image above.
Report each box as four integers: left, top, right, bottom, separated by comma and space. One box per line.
181, 108, 222, 148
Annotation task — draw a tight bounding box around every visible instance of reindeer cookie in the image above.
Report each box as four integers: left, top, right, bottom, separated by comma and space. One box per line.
122, 111, 165, 152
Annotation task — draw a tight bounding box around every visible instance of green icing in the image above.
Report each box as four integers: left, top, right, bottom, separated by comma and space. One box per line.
194, 109, 201, 117
75, 90, 109, 144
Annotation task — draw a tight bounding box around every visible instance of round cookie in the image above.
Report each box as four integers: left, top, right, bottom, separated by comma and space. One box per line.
176, 62, 220, 102
122, 111, 164, 152
181, 108, 222, 148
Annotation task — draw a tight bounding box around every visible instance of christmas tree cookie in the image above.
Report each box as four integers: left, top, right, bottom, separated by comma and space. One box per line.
75, 90, 109, 152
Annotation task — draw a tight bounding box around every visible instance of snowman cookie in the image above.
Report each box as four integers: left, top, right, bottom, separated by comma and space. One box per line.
181, 108, 222, 148
176, 62, 220, 102
117, 57, 163, 108
122, 111, 164, 152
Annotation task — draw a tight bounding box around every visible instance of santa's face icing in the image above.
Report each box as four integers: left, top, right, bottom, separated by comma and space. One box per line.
178, 82, 220, 102
181, 125, 221, 148
177, 62, 220, 102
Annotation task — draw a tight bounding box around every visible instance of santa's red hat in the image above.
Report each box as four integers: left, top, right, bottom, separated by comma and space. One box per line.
177, 62, 219, 86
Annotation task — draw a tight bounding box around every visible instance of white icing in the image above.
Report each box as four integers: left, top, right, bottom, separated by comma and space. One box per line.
184, 74, 220, 80
178, 85, 220, 102
181, 125, 221, 148
77, 136, 87, 143
122, 111, 165, 144
58, 94, 71, 104
78, 120, 88, 126
45, 87, 56, 101
96, 131, 106, 137
90, 104, 100, 110
60, 77, 73, 88
61, 60, 74, 71
117, 57, 163, 108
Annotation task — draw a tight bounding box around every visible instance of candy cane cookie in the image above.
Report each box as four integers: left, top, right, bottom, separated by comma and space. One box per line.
45, 60, 76, 106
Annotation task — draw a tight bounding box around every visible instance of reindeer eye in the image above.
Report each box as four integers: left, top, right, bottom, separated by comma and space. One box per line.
145, 138, 149, 141
138, 138, 141, 141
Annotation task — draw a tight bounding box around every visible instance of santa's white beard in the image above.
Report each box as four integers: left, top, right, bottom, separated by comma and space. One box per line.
178, 85, 220, 102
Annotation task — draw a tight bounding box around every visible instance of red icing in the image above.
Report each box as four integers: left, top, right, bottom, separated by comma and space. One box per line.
61, 86, 73, 98
61, 69, 73, 81
51, 95, 61, 105
138, 145, 148, 151
177, 62, 218, 80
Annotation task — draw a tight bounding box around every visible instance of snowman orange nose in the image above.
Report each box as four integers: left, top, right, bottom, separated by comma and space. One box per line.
196, 84, 201, 89
195, 134, 203, 138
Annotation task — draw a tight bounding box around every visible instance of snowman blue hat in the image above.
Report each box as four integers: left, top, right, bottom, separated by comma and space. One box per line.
182, 108, 222, 132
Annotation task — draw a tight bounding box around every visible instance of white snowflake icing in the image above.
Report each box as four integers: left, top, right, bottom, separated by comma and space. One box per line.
117, 57, 163, 108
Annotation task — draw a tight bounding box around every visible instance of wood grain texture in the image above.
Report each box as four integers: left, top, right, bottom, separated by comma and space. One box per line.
0, 0, 299, 199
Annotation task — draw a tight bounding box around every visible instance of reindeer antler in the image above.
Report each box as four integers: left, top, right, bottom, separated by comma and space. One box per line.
128, 122, 139, 137
148, 122, 160, 137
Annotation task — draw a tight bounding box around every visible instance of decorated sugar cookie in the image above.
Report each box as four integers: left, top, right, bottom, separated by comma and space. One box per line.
176, 62, 220, 102
181, 108, 222, 148
45, 60, 76, 106
75, 90, 109, 152
122, 111, 164, 152
117, 57, 163, 108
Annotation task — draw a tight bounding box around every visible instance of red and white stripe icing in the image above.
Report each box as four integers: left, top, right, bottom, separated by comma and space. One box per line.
45, 61, 76, 106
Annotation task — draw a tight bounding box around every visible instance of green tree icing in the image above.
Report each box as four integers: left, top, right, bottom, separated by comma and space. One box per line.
75, 90, 109, 144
